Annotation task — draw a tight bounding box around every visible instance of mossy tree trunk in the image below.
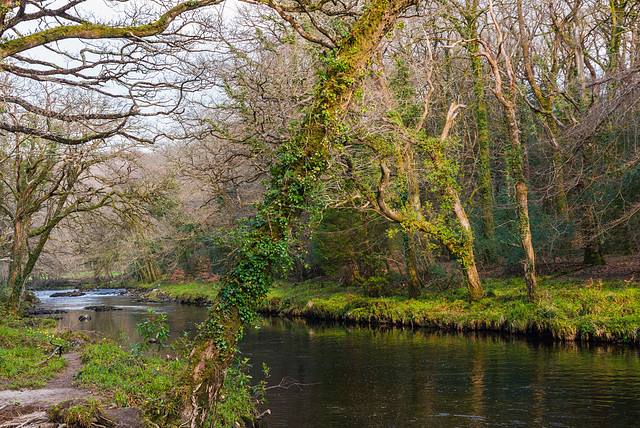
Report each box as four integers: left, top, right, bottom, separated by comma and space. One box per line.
356, 102, 484, 301
457, 0, 497, 263
7, 212, 26, 314
504, 105, 537, 302
471, 52, 497, 264
179, 0, 418, 425
477, 6, 537, 301
403, 230, 422, 299
517, 0, 569, 217
581, 203, 605, 266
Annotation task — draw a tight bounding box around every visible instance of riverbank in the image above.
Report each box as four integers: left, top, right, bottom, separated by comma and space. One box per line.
128, 277, 640, 344
128, 281, 218, 305
0, 312, 258, 427
262, 278, 640, 343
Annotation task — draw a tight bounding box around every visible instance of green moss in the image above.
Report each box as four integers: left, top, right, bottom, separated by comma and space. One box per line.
129, 281, 219, 304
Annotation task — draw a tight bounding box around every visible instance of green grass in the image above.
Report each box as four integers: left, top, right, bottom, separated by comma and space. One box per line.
76, 341, 184, 422
76, 340, 258, 427
0, 317, 67, 389
262, 278, 640, 343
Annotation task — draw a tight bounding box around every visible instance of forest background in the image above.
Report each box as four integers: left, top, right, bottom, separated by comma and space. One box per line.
2, 0, 638, 298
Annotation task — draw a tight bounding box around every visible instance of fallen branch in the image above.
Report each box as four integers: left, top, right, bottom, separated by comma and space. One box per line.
35, 345, 63, 366
0, 411, 49, 427
264, 377, 320, 391
255, 409, 271, 421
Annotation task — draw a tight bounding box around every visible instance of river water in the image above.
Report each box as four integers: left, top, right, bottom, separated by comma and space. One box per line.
36, 289, 640, 427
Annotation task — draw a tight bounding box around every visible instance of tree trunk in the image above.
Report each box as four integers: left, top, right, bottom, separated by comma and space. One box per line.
505, 107, 537, 301
403, 231, 421, 299
581, 209, 605, 266
450, 195, 483, 301
461, 258, 483, 301
181, 304, 241, 427
469, 42, 496, 263
180, 0, 417, 424
7, 215, 26, 313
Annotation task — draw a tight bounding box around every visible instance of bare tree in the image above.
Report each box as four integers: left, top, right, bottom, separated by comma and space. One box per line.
471, 0, 537, 300
0, 127, 162, 312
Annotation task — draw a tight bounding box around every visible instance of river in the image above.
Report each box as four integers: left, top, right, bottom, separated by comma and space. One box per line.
35, 289, 640, 427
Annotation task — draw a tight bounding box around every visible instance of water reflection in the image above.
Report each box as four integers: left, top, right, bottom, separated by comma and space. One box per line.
35, 289, 209, 345
242, 317, 640, 428
35, 291, 640, 427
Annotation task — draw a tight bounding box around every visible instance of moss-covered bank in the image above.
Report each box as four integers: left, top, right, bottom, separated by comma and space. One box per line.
128, 281, 219, 305
260, 278, 640, 344
128, 277, 640, 344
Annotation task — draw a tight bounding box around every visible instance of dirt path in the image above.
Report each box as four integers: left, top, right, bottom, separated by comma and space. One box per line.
0, 353, 93, 408
0, 353, 143, 427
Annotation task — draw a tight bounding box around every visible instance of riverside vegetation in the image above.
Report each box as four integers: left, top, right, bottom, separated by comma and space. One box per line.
0, 308, 261, 427
131, 275, 640, 344
2, 271, 639, 425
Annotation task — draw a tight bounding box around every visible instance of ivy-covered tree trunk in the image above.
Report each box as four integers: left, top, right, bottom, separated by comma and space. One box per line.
471, 52, 497, 263
461, 3, 496, 263
180, 0, 418, 425
505, 107, 537, 302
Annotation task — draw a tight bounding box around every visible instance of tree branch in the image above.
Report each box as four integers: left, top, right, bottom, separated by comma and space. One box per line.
0, 0, 223, 58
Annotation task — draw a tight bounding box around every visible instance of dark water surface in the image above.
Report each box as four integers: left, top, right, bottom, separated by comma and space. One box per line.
36, 290, 640, 427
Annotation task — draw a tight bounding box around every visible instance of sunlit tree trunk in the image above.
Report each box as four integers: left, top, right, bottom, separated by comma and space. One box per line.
477, 4, 537, 301
504, 107, 537, 301
365, 102, 484, 301
517, 0, 568, 217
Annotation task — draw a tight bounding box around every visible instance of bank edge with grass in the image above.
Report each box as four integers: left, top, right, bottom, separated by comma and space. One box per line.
259, 278, 640, 344
130, 278, 640, 344
0, 317, 69, 389
0, 303, 260, 427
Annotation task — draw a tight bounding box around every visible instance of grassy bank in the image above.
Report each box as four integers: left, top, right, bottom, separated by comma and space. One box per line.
0, 311, 258, 426
0, 317, 69, 389
127, 277, 640, 344
261, 278, 640, 344
76, 340, 260, 427
129, 281, 219, 305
